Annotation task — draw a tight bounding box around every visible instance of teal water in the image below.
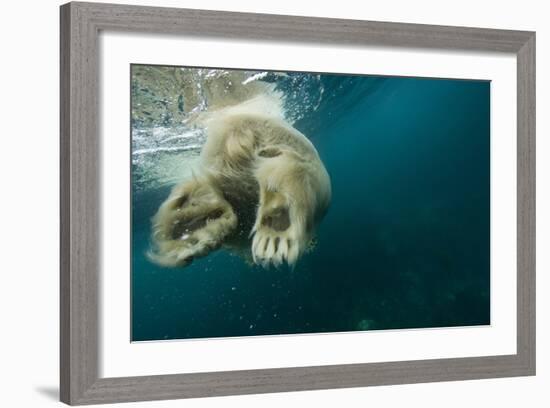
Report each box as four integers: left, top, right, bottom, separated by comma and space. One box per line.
131, 69, 490, 341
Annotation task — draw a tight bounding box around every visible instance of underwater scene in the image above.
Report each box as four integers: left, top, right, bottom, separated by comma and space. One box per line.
131, 65, 490, 341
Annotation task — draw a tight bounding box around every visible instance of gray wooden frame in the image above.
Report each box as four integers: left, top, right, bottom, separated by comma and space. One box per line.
60, 1, 536, 405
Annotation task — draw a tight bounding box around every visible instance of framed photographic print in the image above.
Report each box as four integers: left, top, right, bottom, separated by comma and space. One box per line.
60, 1, 536, 405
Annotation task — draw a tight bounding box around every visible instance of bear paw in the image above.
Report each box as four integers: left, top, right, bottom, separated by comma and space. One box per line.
149, 180, 237, 267
251, 191, 304, 267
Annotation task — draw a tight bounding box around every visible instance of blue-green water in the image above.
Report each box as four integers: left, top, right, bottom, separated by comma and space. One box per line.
131, 69, 490, 341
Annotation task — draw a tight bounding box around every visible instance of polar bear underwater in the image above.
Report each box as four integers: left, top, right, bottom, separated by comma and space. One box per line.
147, 71, 331, 268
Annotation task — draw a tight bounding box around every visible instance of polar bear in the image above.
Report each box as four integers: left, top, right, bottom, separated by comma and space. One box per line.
147, 72, 331, 268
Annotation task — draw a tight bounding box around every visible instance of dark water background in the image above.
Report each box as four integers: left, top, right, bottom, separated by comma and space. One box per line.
131, 71, 490, 341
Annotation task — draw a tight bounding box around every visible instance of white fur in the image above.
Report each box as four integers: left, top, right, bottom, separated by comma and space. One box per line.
149, 80, 331, 268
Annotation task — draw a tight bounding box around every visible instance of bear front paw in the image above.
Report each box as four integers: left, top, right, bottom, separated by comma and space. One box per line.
251, 191, 305, 268
149, 180, 237, 267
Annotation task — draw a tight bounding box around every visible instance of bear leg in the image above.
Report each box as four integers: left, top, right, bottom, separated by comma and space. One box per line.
250, 152, 321, 267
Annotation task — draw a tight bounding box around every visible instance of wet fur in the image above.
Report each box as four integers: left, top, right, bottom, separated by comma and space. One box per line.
149, 91, 331, 268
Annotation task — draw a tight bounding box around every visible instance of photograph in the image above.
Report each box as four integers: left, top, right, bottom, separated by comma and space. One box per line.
130, 65, 490, 342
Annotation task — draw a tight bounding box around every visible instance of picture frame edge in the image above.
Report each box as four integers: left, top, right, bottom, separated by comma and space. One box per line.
516, 32, 536, 376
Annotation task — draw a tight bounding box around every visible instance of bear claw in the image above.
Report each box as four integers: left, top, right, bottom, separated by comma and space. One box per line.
251, 230, 300, 268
